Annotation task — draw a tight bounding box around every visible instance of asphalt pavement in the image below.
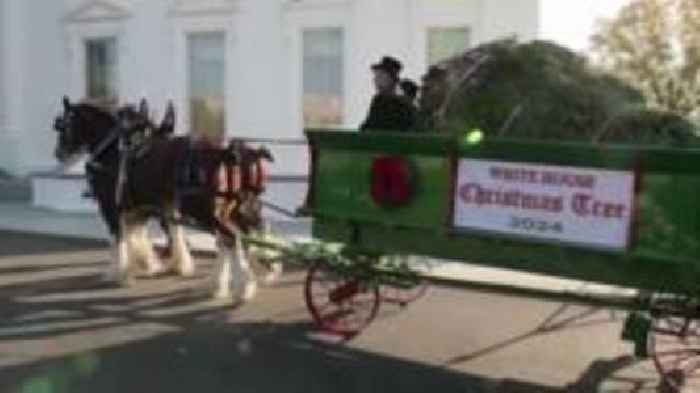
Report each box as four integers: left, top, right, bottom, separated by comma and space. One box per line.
0, 231, 674, 392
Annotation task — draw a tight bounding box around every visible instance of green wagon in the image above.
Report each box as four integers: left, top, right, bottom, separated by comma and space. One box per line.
289, 129, 700, 390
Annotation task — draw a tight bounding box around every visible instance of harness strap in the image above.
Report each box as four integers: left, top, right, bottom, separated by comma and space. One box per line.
115, 137, 130, 209
86, 125, 123, 169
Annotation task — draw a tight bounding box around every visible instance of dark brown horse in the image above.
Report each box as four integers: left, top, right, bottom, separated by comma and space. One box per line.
52, 96, 273, 301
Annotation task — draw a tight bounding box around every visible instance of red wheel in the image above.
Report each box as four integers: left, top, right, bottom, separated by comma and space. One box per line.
380, 281, 428, 306
376, 255, 428, 306
650, 301, 700, 391
304, 261, 380, 338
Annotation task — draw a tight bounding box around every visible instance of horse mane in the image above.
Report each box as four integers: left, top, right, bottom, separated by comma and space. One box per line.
79, 97, 119, 112
72, 101, 118, 126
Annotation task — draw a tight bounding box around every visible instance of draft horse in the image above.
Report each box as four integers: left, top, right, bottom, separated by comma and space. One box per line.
52, 96, 273, 301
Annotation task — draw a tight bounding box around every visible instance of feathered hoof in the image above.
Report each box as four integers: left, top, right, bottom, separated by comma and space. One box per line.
211, 287, 232, 300
177, 266, 196, 279
236, 280, 258, 302
176, 257, 196, 278
143, 260, 168, 278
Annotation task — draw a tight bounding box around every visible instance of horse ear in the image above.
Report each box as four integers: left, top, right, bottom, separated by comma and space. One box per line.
160, 101, 175, 134
139, 98, 149, 118
62, 96, 71, 112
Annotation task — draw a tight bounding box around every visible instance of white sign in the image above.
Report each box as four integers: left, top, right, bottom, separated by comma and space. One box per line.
453, 159, 636, 251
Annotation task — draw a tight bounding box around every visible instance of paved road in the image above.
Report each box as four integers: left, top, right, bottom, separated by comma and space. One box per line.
0, 231, 672, 392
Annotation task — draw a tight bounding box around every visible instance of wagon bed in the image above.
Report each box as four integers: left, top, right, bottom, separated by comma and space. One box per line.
304, 130, 700, 296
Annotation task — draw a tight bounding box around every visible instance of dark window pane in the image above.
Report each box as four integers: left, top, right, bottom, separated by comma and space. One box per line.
85, 37, 117, 103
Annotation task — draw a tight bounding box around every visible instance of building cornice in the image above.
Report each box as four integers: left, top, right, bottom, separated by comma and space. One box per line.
63, 0, 132, 24
282, 0, 352, 12
168, 0, 240, 17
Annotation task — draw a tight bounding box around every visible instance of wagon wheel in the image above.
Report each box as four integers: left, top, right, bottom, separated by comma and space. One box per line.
649, 297, 700, 392
377, 255, 429, 306
380, 281, 429, 306
304, 260, 380, 338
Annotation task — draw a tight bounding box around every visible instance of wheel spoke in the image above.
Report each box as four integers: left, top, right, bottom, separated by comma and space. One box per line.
305, 261, 379, 336
652, 311, 700, 390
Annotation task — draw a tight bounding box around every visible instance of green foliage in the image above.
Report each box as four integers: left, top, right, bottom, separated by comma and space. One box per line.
247, 233, 422, 287
593, 0, 700, 119
424, 38, 698, 146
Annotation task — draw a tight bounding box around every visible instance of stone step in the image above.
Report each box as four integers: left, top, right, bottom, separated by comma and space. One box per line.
0, 178, 31, 202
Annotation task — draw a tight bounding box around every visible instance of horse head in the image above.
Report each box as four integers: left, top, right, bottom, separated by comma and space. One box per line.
114, 99, 153, 135
115, 99, 176, 139
52, 96, 117, 162
53, 96, 155, 163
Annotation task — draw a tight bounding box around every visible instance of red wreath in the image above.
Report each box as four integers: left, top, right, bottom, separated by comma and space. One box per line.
371, 156, 415, 208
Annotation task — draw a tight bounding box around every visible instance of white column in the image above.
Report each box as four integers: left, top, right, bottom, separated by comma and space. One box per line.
0, 0, 5, 150
231, 0, 289, 139
0, 0, 26, 175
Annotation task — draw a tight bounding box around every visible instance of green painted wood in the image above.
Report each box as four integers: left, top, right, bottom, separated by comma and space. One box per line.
306, 130, 700, 295
314, 151, 450, 229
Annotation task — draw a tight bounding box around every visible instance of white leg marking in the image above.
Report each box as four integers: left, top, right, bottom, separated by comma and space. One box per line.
232, 233, 257, 302
133, 219, 164, 277
104, 216, 131, 285
212, 235, 233, 299
170, 223, 194, 277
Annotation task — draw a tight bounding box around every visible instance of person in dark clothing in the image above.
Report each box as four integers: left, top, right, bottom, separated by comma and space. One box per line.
399, 79, 419, 106
360, 56, 415, 132
416, 65, 448, 132
399, 78, 419, 130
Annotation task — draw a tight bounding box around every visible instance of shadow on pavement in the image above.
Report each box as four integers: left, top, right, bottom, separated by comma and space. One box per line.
0, 231, 107, 258
0, 319, 571, 393
0, 231, 670, 392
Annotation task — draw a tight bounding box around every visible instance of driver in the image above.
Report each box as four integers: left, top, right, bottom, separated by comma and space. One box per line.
360, 56, 415, 132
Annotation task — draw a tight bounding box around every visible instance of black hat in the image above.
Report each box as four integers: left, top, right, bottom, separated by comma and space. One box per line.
400, 79, 419, 99
371, 56, 403, 78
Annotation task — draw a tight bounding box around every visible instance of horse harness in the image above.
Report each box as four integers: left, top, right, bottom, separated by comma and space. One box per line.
81, 113, 269, 238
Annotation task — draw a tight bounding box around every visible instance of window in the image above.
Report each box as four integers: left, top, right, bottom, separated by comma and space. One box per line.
427, 27, 470, 65
302, 28, 344, 128
85, 37, 118, 104
188, 32, 226, 140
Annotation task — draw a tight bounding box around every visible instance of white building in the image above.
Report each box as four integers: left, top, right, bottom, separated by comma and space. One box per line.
0, 0, 628, 213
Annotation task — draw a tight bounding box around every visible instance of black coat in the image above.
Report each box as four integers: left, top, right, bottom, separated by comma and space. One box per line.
360, 93, 416, 132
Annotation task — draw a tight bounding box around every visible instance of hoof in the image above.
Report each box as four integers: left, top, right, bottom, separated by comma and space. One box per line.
177, 266, 196, 278
144, 261, 167, 278
237, 280, 258, 302
176, 257, 196, 278
211, 287, 231, 300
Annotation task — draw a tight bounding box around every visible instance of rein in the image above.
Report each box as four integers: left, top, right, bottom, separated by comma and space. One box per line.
83, 121, 139, 209
85, 124, 125, 173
